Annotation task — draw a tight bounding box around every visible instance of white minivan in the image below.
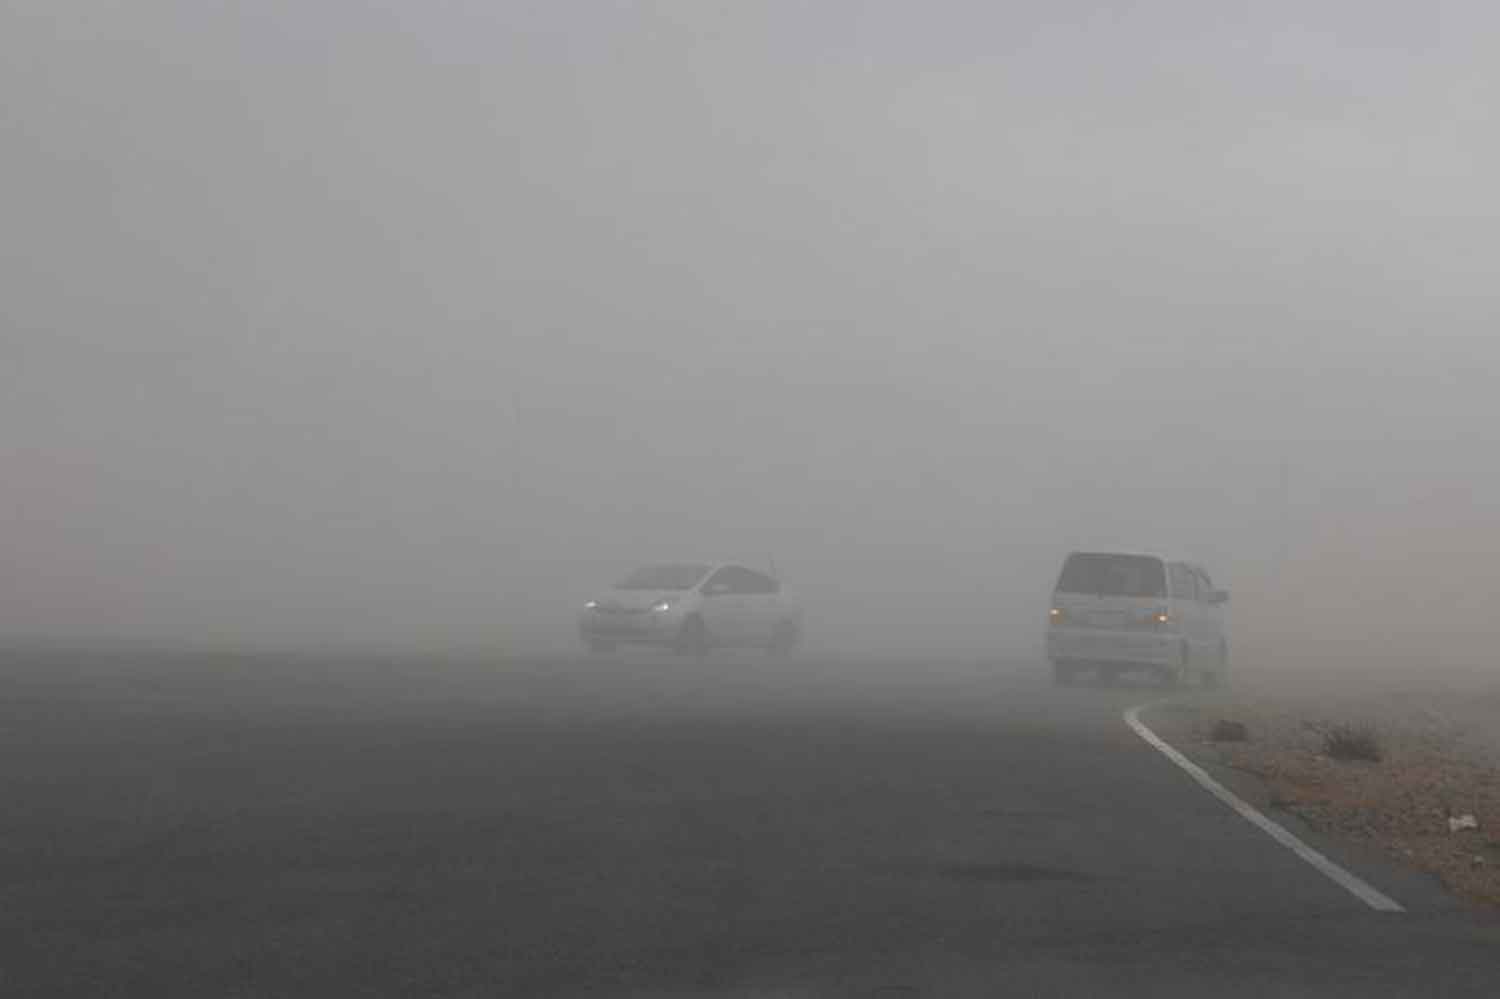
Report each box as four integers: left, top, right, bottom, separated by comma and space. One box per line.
1045, 551, 1228, 687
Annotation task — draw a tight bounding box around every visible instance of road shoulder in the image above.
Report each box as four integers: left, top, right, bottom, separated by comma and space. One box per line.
1138, 681, 1500, 912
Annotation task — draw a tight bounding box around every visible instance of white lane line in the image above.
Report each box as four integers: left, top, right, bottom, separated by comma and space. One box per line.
1124, 701, 1405, 913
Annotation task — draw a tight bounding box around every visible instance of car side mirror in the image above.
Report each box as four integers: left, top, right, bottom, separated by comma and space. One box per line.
704, 582, 731, 596
1207, 589, 1229, 605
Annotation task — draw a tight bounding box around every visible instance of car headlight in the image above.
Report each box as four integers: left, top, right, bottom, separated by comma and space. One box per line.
650, 599, 674, 612
584, 600, 599, 610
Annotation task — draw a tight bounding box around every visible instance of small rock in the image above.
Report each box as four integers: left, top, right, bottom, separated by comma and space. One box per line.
1448, 813, 1479, 833
1210, 720, 1250, 743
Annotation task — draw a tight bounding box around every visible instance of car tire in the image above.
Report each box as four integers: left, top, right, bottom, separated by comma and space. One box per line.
675, 616, 708, 657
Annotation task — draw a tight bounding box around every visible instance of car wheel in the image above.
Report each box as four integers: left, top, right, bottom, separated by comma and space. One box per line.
675, 616, 708, 657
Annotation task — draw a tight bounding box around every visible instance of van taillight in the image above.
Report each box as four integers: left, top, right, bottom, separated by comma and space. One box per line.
1128, 608, 1169, 630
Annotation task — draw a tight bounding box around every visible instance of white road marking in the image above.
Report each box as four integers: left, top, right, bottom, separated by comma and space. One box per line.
1123, 702, 1405, 913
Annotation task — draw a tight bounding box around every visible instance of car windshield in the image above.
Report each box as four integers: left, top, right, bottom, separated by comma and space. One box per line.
1056, 554, 1167, 598
614, 564, 711, 590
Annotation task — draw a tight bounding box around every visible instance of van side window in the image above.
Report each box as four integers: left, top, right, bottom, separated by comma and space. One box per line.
1168, 563, 1197, 600
1194, 568, 1213, 598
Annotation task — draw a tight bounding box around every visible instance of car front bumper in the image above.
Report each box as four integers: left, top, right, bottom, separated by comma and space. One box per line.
579, 609, 686, 644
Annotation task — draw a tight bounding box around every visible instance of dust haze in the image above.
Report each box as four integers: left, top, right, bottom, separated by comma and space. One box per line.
5, 1, 1498, 668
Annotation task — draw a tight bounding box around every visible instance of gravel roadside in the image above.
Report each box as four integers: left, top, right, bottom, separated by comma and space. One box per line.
1147, 663, 1500, 907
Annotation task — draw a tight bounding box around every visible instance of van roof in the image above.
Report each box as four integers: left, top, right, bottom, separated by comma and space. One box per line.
1065, 549, 1201, 567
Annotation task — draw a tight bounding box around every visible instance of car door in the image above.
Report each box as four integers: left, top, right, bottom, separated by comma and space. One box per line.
698, 566, 752, 645
740, 569, 782, 646
1167, 563, 1200, 657
1194, 567, 1225, 652
1182, 564, 1218, 661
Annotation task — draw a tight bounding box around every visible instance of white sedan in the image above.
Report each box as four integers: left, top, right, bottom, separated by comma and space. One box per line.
578, 562, 803, 656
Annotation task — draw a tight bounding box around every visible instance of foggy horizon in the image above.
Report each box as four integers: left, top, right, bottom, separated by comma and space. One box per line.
6, 1, 1498, 664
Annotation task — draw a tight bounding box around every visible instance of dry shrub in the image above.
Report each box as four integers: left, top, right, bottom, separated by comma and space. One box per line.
1317, 722, 1384, 763
1210, 719, 1249, 743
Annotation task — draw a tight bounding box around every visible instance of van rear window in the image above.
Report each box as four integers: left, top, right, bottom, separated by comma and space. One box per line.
1055, 554, 1166, 597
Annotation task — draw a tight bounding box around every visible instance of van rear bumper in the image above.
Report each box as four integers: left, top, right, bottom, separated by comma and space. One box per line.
1046, 627, 1180, 667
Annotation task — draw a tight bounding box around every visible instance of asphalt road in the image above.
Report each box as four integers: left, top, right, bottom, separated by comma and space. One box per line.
2, 649, 1496, 997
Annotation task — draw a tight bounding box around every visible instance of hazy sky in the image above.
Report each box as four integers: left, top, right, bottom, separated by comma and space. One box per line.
4, 1, 1498, 657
